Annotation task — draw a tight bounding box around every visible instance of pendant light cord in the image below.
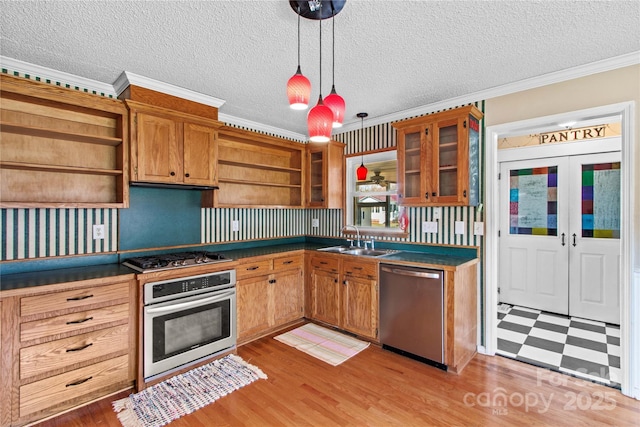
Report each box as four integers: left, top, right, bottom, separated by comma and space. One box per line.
296, 6, 301, 68
331, 5, 336, 85
318, 1, 323, 97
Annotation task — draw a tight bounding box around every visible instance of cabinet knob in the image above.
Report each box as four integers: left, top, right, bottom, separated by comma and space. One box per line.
463, 189, 467, 197
170, 171, 176, 176
425, 192, 429, 199
185, 173, 190, 178
432, 192, 437, 197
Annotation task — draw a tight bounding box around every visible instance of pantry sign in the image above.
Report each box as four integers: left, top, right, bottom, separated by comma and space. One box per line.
539, 125, 606, 144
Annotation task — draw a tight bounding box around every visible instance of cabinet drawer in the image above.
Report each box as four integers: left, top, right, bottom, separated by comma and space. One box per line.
21, 281, 129, 318
310, 255, 340, 272
20, 354, 129, 417
236, 259, 272, 279
343, 260, 377, 279
21, 303, 129, 342
272, 254, 303, 272
20, 324, 129, 380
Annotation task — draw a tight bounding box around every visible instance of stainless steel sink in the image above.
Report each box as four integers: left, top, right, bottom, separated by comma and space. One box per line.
317, 246, 399, 257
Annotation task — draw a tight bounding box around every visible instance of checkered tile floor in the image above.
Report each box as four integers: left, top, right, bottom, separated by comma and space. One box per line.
497, 304, 621, 388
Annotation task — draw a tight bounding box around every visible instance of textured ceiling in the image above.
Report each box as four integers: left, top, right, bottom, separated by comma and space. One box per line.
1, 0, 639, 139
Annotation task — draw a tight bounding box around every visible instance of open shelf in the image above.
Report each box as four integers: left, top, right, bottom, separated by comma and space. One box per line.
0, 122, 123, 146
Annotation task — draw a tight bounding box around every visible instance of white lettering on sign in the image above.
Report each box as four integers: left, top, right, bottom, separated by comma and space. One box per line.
539, 126, 606, 144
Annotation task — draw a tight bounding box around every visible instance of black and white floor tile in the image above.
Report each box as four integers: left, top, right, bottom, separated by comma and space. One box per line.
497, 304, 620, 388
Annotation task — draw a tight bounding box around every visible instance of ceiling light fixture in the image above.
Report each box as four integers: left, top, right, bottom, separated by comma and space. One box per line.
306, 1, 333, 142
289, 1, 346, 142
287, 5, 311, 110
323, 6, 345, 128
356, 112, 368, 180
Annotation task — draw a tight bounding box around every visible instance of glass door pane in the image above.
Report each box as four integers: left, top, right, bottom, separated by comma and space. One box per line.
438, 124, 458, 196
403, 131, 421, 199
581, 162, 620, 238
310, 151, 323, 203
509, 166, 558, 236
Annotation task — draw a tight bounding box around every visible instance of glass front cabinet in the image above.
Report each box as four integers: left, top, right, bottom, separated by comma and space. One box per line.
392, 105, 483, 206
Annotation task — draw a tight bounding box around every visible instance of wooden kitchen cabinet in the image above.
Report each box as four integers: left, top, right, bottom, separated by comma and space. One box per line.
212, 127, 305, 208
236, 253, 304, 343
126, 100, 219, 187
0, 74, 129, 208
0, 274, 137, 427
306, 140, 345, 208
308, 253, 379, 341
393, 105, 483, 206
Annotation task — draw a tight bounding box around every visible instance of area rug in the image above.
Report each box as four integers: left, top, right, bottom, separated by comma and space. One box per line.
274, 323, 370, 366
112, 354, 267, 427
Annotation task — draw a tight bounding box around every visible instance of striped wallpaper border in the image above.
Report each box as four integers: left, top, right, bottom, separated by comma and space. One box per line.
0, 208, 117, 261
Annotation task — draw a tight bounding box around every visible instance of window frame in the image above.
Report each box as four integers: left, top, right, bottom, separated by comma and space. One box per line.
344, 149, 408, 238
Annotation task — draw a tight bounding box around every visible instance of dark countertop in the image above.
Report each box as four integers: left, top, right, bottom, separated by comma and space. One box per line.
0, 240, 478, 294
0, 263, 137, 294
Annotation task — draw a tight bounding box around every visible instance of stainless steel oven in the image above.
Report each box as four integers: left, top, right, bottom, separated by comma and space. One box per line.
143, 269, 236, 380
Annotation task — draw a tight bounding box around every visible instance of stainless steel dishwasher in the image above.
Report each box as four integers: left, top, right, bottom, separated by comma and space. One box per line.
379, 264, 445, 370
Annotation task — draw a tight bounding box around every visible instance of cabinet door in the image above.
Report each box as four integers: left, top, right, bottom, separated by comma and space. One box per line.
307, 147, 326, 207
236, 276, 271, 340
183, 122, 217, 186
310, 269, 341, 326
135, 112, 181, 183
272, 268, 304, 326
397, 124, 428, 205
342, 276, 378, 339
430, 116, 469, 205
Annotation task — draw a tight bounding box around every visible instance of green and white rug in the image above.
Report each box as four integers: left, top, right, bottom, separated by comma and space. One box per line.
112, 354, 266, 427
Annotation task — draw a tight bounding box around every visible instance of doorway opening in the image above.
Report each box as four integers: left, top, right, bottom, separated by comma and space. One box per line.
484, 102, 637, 397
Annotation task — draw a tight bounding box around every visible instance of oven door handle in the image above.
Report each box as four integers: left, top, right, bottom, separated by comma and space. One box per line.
146, 290, 235, 314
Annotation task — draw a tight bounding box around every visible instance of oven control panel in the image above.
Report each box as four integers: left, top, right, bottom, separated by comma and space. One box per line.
144, 270, 236, 305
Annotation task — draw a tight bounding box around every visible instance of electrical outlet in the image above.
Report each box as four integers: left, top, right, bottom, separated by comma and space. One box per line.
232, 220, 239, 232
312, 218, 319, 228
454, 221, 465, 235
474, 222, 484, 236
92, 224, 105, 240
422, 221, 438, 233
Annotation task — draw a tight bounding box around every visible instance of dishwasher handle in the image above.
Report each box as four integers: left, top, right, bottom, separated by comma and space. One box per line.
380, 266, 441, 279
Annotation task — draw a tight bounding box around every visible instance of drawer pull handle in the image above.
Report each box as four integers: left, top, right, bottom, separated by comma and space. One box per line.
66, 343, 93, 353
353, 266, 363, 270
67, 294, 94, 301
247, 266, 260, 271
66, 316, 94, 325
282, 260, 293, 264
66, 376, 92, 387
319, 261, 328, 265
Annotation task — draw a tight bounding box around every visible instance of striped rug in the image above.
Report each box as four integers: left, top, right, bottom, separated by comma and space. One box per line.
274, 323, 370, 366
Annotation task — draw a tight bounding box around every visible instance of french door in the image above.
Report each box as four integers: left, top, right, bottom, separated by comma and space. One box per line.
498, 151, 621, 324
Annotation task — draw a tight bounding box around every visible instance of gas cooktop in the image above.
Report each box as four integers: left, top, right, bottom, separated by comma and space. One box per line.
123, 251, 233, 273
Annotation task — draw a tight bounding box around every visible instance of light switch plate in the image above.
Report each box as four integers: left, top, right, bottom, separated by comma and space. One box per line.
432, 207, 441, 220
232, 220, 239, 232
312, 218, 319, 228
454, 221, 465, 235
92, 224, 105, 240
474, 222, 484, 236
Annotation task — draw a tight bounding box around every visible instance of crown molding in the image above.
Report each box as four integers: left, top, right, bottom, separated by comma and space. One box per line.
336, 51, 640, 134
0, 56, 117, 96
113, 71, 226, 108
218, 113, 307, 142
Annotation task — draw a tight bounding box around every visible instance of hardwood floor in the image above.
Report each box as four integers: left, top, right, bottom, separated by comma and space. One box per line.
35, 325, 640, 427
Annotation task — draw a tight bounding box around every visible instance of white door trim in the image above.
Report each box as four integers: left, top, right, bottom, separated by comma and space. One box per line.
484, 102, 637, 399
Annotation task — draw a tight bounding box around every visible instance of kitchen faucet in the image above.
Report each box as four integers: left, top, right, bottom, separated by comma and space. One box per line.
342, 225, 361, 247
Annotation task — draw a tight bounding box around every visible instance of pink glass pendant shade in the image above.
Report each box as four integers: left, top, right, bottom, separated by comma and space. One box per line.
324, 85, 345, 128
308, 96, 333, 142
287, 66, 311, 110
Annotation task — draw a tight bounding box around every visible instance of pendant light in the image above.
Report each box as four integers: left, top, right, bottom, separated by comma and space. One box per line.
323, 7, 345, 128
307, 2, 333, 142
356, 112, 368, 180
287, 6, 311, 110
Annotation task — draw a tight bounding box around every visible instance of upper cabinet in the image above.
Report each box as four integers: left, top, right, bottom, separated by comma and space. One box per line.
306, 140, 345, 208
126, 100, 219, 188
212, 127, 305, 208
0, 74, 129, 208
392, 105, 483, 206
